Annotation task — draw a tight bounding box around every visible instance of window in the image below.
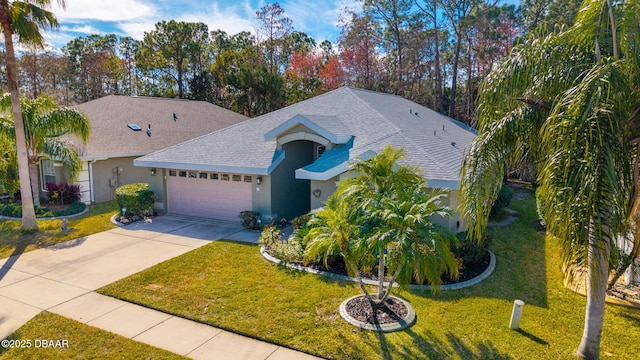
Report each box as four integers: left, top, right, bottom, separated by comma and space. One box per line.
221, 174, 230, 181
169, 170, 177, 176
199, 172, 208, 179
232, 175, 241, 182
41, 159, 56, 190
188, 171, 196, 178
211, 173, 219, 180
244, 176, 252, 183
179, 171, 187, 177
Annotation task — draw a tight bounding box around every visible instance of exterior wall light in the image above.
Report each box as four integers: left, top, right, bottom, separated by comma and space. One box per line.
256, 176, 262, 185
150, 168, 157, 176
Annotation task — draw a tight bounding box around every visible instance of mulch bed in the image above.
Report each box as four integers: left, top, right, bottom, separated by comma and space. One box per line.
345, 295, 408, 325
608, 282, 640, 303
272, 250, 491, 286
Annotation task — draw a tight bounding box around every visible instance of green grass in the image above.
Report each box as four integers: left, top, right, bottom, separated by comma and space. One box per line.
98, 192, 640, 359
0, 201, 119, 259
0, 312, 187, 359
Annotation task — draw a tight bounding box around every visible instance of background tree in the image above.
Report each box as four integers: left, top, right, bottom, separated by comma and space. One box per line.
136, 20, 210, 98
460, 1, 640, 358
0, 0, 66, 230
255, 2, 292, 75
0, 93, 90, 206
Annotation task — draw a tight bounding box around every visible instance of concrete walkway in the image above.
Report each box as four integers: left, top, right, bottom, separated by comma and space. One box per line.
0, 215, 320, 359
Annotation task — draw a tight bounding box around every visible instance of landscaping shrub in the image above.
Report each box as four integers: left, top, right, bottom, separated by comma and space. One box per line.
490, 185, 514, 217
115, 183, 154, 217
259, 226, 282, 250
0, 203, 58, 218
46, 182, 82, 205
239, 210, 261, 230
35, 206, 53, 218
452, 231, 489, 269
272, 236, 304, 263
53, 201, 87, 217
0, 202, 22, 217
292, 214, 311, 230
259, 226, 305, 264
535, 187, 546, 227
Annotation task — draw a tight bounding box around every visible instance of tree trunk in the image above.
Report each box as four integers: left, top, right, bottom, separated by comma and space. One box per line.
433, 4, 443, 113
377, 246, 385, 300
29, 162, 41, 207
576, 217, 610, 360
449, 31, 462, 118
1, 15, 39, 231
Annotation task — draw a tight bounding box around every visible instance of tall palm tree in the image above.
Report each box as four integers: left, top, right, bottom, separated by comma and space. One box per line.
460, 1, 639, 358
0, 93, 90, 206
0, 0, 65, 230
310, 146, 458, 305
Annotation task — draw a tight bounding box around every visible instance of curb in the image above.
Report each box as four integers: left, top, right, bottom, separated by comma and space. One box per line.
260, 247, 496, 291
339, 295, 416, 332
0, 205, 90, 221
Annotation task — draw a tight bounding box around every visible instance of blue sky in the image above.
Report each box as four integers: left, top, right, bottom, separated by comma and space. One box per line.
44, 0, 519, 51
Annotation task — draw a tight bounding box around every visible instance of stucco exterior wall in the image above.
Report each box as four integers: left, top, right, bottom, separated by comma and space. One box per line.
270, 141, 314, 220
91, 156, 150, 203
310, 179, 337, 210
252, 174, 273, 220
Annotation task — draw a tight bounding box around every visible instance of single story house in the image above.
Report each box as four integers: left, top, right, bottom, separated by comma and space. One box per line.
49, 96, 248, 204
134, 87, 477, 232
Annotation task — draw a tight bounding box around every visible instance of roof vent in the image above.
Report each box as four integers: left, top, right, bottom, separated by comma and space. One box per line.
451, 141, 456, 147
146, 124, 151, 137
414, 112, 419, 116
443, 124, 445, 131
434, 130, 437, 136
128, 124, 142, 131
173, 112, 177, 121
410, 109, 413, 114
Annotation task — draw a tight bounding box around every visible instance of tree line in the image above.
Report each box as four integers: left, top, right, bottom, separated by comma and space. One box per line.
1, 0, 581, 124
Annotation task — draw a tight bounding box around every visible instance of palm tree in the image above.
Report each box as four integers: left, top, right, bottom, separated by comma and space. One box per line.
0, 0, 65, 230
0, 93, 90, 206
307, 146, 458, 306
304, 195, 374, 298
460, 1, 639, 358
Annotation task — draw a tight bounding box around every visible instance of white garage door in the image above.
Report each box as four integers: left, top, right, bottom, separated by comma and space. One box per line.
167, 172, 252, 222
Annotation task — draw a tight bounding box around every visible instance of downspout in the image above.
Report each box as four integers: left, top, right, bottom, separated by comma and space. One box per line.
89, 159, 97, 204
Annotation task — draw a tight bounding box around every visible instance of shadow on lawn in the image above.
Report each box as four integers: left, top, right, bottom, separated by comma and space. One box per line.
364, 328, 512, 359
0, 241, 28, 283
409, 193, 550, 309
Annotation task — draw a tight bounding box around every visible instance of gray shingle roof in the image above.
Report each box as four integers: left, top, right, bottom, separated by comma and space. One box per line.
135, 87, 476, 188
72, 95, 248, 159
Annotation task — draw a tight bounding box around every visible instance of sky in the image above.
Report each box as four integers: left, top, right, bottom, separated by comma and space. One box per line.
44, 0, 520, 51
44, 0, 360, 50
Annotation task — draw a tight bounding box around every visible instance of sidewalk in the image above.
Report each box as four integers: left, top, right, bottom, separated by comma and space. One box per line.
0, 216, 321, 359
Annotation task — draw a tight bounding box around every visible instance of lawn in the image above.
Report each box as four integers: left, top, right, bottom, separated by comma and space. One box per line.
0, 312, 187, 359
0, 201, 119, 260
98, 191, 640, 359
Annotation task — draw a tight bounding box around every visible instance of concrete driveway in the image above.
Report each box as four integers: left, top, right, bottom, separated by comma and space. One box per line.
0, 215, 317, 359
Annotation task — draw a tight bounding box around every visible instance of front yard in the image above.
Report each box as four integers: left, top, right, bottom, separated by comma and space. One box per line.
97, 192, 640, 359
0, 312, 187, 359
0, 201, 119, 260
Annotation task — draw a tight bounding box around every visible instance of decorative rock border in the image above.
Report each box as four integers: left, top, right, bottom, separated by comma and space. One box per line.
260, 247, 496, 291
339, 295, 416, 332
0, 205, 89, 221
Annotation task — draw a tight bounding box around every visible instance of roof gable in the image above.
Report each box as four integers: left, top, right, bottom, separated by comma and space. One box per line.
264, 114, 353, 144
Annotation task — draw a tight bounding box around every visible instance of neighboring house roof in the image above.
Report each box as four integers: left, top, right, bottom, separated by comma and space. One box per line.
72, 95, 249, 160
135, 87, 477, 189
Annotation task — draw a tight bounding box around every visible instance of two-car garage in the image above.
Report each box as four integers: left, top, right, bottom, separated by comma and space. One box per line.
166, 170, 252, 222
